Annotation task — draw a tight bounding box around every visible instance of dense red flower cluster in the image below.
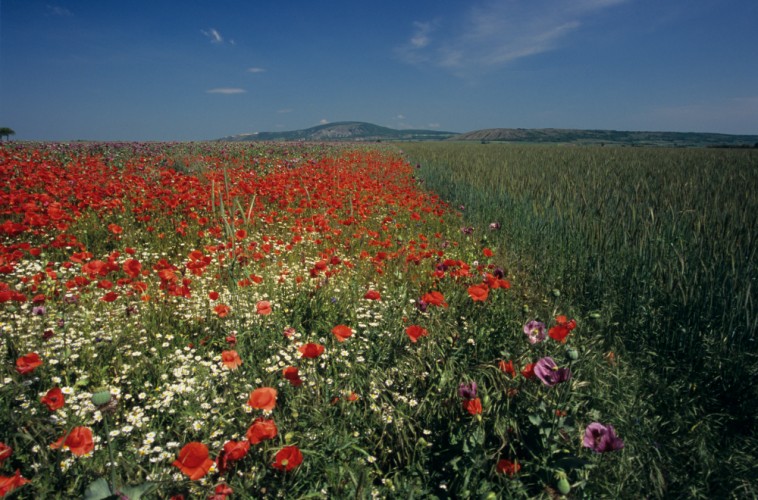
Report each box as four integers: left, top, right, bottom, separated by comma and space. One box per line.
0, 143, 534, 491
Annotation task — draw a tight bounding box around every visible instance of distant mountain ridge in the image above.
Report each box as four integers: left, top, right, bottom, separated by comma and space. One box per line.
453, 128, 758, 147
217, 122, 758, 147
218, 121, 456, 142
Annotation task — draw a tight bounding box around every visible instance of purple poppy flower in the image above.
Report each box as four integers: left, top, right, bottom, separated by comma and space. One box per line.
458, 382, 478, 400
534, 357, 571, 387
583, 423, 624, 453
32, 305, 46, 316
523, 320, 547, 344
489, 222, 501, 231
415, 299, 428, 313
461, 226, 474, 235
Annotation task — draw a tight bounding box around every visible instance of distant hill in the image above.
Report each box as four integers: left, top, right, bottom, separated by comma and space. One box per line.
450, 128, 758, 147
218, 121, 457, 142
218, 122, 758, 147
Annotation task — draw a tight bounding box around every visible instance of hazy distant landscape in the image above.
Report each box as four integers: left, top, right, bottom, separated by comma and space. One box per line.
218, 121, 758, 147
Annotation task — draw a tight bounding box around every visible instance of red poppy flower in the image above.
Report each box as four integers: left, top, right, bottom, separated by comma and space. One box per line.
298, 343, 325, 359
216, 439, 250, 473
208, 290, 219, 301
221, 350, 243, 370
405, 325, 428, 343
482, 247, 493, 257
100, 291, 119, 302
16, 352, 42, 375
256, 300, 272, 315
496, 458, 521, 476
521, 363, 536, 379
41, 386, 65, 411
248, 387, 277, 411
210, 484, 233, 500
97, 279, 114, 290
498, 360, 516, 378
462, 397, 483, 416
50, 426, 94, 456
172, 442, 213, 480
467, 284, 489, 302
107, 223, 123, 235
214, 304, 231, 317
282, 366, 302, 386
272, 445, 303, 472
246, 417, 278, 444
363, 290, 381, 300
0, 470, 30, 497
0, 443, 11, 464
331, 324, 353, 342
421, 291, 447, 307
157, 268, 177, 282
548, 315, 577, 343
82, 260, 109, 277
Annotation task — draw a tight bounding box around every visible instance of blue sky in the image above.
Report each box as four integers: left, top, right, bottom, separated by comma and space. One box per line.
1, 0, 757, 141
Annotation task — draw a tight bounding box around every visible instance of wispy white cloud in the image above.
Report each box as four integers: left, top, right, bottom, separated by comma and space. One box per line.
319, 119, 329, 125
46, 4, 73, 16
396, 20, 439, 64
398, 0, 628, 76
201, 28, 224, 44
277, 108, 293, 114
206, 88, 246, 94
410, 21, 433, 48
247, 67, 266, 73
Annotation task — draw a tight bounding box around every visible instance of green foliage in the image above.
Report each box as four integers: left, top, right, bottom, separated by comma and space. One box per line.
401, 141, 758, 497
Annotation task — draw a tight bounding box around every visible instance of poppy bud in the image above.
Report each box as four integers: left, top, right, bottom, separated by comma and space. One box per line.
557, 477, 571, 495
566, 348, 579, 361
551, 289, 561, 297
91, 389, 112, 407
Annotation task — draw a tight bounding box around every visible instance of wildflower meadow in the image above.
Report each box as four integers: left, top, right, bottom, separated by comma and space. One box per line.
2, 141, 752, 498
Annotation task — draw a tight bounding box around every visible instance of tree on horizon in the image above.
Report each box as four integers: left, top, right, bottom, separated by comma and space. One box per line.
0, 127, 15, 141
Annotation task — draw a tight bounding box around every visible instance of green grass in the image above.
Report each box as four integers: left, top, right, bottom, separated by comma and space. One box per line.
399, 142, 758, 497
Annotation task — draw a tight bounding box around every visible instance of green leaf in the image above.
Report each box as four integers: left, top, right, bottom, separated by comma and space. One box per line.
552, 455, 590, 471
118, 482, 157, 500
528, 414, 542, 426
83, 478, 114, 500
